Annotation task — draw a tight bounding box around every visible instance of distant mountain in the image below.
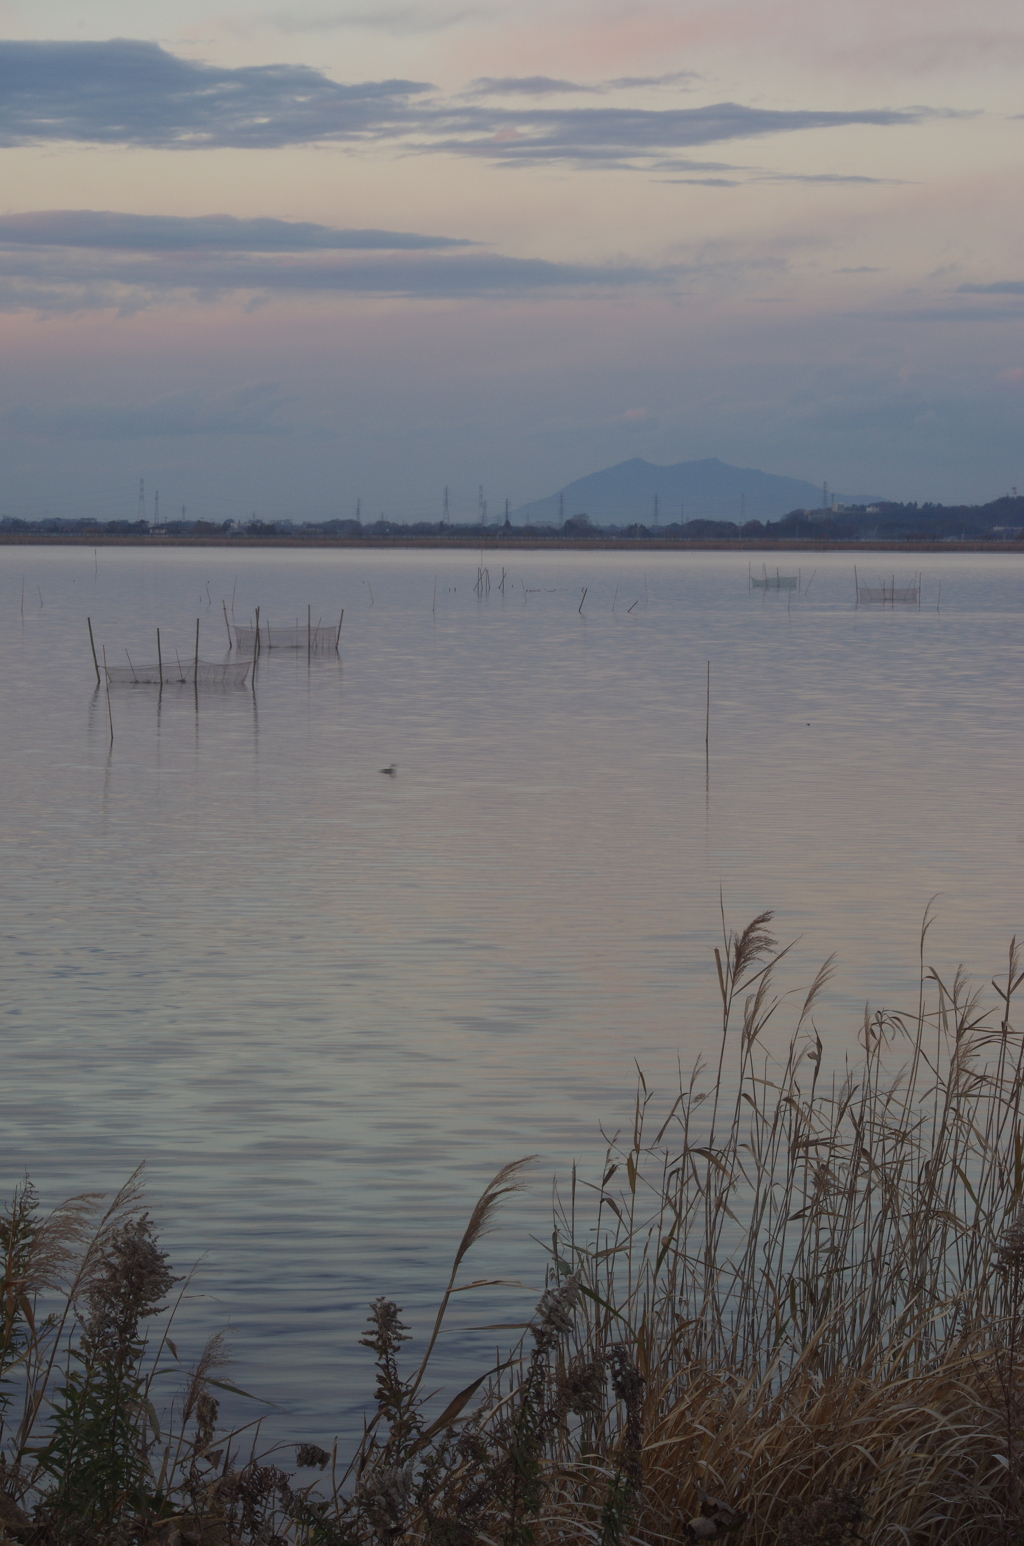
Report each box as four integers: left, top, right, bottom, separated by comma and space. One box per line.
511, 458, 881, 527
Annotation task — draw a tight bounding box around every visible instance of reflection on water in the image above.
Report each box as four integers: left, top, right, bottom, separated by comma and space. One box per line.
1, 546, 1021, 1439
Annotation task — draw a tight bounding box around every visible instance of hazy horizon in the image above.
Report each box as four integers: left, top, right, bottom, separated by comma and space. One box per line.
1, 0, 1022, 521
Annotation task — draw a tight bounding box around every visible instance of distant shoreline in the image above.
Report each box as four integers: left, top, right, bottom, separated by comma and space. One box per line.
2, 533, 1022, 554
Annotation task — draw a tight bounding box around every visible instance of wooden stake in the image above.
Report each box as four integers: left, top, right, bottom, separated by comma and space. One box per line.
222, 599, 232, 646
253, 606, 261, 670
335, 610, 344, 647
705, 661, 710, 758
101, 647, 113, 742
87, 617, 100, 685
157, 628, 163, 683
194, 618, 199, 685
579, 586, 587, 613
307, 603, 311, 662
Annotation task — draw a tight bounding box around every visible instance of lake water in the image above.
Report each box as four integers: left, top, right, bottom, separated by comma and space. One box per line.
1, 545, 1021, 1444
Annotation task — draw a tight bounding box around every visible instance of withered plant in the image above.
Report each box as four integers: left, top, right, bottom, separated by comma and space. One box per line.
2, 907, 1024, 1546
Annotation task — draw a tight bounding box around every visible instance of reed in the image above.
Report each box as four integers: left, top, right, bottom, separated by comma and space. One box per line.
2, 912, 1024, 1546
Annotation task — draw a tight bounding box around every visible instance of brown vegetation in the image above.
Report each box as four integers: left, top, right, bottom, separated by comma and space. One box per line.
3, 906, 1024, 1545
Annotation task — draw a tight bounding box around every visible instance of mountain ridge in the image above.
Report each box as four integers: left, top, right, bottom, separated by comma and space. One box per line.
511, 457, 881, 527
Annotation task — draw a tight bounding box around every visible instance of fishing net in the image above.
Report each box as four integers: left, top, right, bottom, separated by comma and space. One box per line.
858, 585, 920, 604
104, 658, 252, 687
233, 622, 341, 650
752, 575, 797, 590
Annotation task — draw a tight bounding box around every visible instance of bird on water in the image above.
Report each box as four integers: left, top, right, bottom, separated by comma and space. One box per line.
380, 764, 397, 776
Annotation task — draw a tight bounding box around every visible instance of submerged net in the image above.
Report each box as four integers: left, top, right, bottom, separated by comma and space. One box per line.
233, 622, 341, 650
858, 585, 920, 604
104, 658, 252, 687
752, 575, 797, 590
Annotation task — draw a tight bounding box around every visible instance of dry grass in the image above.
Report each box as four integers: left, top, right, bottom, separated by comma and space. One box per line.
3, 906, 1024, 1546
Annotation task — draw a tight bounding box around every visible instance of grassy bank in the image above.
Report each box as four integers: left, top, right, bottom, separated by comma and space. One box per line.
3, 907, 1023, 1546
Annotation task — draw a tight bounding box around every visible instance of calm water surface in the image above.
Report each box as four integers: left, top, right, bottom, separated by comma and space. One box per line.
1, 546, 1021, 1440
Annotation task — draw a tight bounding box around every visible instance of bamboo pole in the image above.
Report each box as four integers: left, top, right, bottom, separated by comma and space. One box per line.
335, 610, 343, 648
125, 648, 138, 683
87, 617, 100, 685
705, 661, 710, 759
194, 618, 199, 685
101, 647, 113, 742
579, 586, 587, 614
222, 600, 232, 647
307, 603, 312, 661
157, 628, 163, 683
253, 606, 261, 671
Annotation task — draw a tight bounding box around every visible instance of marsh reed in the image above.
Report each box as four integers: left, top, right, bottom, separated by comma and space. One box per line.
2, 906, 1023, 1545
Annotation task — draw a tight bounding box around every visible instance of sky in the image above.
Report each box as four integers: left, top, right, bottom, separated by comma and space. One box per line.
0, 0, 1022, 522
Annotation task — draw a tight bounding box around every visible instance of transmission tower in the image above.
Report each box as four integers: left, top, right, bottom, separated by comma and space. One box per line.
822, 481, 828, 510
356, 498, 361, 523
153, 490, 159, 524
478, 484, 486, 525
653, 493, 660, 526
443, 486, 450, 525
136, 478, 146, 522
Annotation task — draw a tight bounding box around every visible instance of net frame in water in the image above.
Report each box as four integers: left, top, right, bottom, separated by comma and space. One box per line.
749, 564, 798, 591
103, 657, 252, 688
854, 567, 922, 607
232, 610, 343, 653
99, 620, 253, 687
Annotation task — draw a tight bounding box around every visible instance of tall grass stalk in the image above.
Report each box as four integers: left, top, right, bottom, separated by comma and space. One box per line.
2, 908, 1023, 1546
